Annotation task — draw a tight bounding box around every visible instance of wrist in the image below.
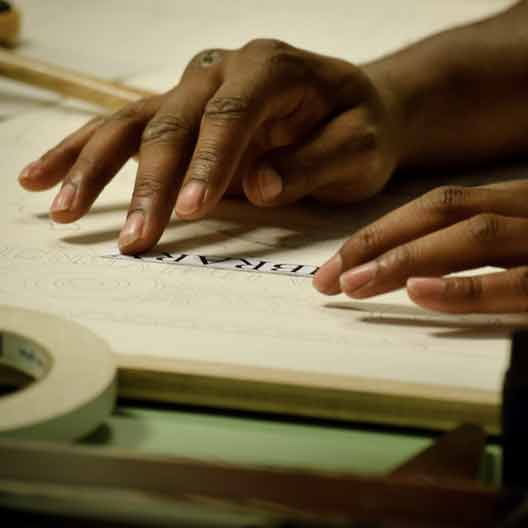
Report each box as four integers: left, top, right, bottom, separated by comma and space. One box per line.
361, 59, 411, 170
361, 32, 460, 169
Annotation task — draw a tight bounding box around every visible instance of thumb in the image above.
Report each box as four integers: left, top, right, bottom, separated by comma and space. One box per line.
243, 107, 389, 207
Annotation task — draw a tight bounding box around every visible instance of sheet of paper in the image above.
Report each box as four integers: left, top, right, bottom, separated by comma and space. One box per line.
104, 252, 320, 278
3, 0, 524, 430
3, 107, 526, 402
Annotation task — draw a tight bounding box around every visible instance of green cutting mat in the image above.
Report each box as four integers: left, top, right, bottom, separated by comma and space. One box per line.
81, 403, 501, 485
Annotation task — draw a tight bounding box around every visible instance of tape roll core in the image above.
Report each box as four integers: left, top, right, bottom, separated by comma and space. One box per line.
0, 305, 116, 441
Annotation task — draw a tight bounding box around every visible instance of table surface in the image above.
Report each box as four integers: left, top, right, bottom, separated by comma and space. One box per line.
5, 0, 511, 487
4, 0, 515, 118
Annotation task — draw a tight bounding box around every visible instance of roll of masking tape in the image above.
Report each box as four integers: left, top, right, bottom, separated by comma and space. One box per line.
0, 305, 116, 441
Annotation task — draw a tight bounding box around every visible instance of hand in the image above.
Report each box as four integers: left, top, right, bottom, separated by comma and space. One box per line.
314, 181, 528, 314
18, 39, 401, 254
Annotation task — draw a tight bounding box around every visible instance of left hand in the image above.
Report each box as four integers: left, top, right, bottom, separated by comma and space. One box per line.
313, 180, 528, 314
18, 40, 401, 255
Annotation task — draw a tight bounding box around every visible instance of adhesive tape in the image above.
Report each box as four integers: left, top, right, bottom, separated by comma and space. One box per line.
0, 305, 117, 441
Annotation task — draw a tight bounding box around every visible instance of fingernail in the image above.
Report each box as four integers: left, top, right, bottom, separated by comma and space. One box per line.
340, 261, 377, 295
175, 179, 207, 216
18, 160, 42, 182
258, 165, 282, 202
407, 277, 446, 299
313, 253, 342, 294
51, 183, 76, 213
119, 211, 145, 248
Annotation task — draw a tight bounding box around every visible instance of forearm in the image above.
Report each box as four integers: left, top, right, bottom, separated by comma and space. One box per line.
364, 0, 528, 168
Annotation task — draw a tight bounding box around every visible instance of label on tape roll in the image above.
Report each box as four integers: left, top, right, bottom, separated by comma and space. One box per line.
0, 333, 52, 379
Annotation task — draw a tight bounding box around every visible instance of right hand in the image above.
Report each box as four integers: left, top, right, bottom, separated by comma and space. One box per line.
19, 39, 403, 254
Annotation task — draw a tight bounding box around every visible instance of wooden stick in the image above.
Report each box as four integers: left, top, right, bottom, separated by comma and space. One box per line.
0, 5, 20, 47
0, 48, 155, 110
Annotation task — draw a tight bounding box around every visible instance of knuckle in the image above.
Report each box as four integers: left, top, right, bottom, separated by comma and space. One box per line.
355, 224, 383, 256
446, 277, 483, 301
204, 95, 251, 121
108, 104, 139, 122
74, 153, 104, 176
85, 115, 107, 130
241, 38, 307, 79
382, 244, 415, 272
242, 38, 289, 53
42, 142, 77, 166
422, 185, 467, 213
133, 176, 164, 199
190, 146, 219, 180
266, 50, 309, 79
41, 117, 107, 165
467, 213, 501, 245
107, 98, 152, 123
142, 114, 193, 146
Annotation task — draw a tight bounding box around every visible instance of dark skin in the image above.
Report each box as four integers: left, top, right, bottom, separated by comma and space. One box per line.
19, 1, 528, 314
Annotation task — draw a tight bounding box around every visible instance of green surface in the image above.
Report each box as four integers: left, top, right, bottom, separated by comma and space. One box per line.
82, 403, 502, 485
